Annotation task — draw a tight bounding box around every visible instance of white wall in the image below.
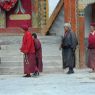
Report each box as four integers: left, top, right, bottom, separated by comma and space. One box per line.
49, 7, 64, 36
84, 5, 92, 63
84, 5, 92, 38
49, 0, 60, 17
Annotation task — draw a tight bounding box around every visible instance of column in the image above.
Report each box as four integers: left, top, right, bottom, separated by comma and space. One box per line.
64, 0, 77, 32
64, 0, 80, 68
78, 8, 86, 68
64, 0, 71, 22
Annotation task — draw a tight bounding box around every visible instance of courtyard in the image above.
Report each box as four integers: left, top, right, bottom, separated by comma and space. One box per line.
0, 69, 95, 95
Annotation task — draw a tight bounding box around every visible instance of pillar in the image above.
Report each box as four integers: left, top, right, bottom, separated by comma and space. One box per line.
64, 0, 80, 68
92, 3, 95, 22
78, 6, 86, 68
64, 0, 77, 32
64, 0, 86, 68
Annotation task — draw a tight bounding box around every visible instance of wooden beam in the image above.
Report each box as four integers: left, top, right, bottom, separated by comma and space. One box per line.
41, 0, 64, 35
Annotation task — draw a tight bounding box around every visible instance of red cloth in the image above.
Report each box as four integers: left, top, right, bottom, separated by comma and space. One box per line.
88, 49, 95, 70
20, 31, 36, 74
34, 38, 43, 72
90, 23, 95, 26
88, 32, 95, 49
21, 25, 29, 31
6, 0, 32, 27
0, 0, 17, 11
24, 53, 36, 74
20, 31, 35, 54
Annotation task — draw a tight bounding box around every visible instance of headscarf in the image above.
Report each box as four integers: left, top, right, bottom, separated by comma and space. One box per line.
21, 25, 29, 31
64, 23, 71, 30
90, 23, 95, 35
90, 23, 95, 27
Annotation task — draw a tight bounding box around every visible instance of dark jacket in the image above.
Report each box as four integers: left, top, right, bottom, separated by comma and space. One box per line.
61, 30, 78, 51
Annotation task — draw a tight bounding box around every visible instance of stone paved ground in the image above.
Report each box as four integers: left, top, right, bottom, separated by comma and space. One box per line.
0, 69, 95, 95
0, 36, 95, 95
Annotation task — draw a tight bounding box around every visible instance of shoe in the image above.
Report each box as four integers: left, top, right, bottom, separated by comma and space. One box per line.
32, 72, 39, 77
89, 69, 95, 73
67, 70, 74, 74
36, 72, 39, 76
32, 73, 36, 77
23, 74, 31, 77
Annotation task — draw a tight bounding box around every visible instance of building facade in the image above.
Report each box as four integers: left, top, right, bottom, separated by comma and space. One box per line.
42, 0, 95, 68
64, 0, 95, 68
0, 0, 49, 33
32, 0, 49, 28
0, 0, 95, 68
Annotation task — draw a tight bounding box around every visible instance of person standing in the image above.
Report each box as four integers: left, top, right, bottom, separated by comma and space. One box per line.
61, 23, 78, 74
20, 25, 36, 77
32, 33, 43, 76
88, 23, 95, 72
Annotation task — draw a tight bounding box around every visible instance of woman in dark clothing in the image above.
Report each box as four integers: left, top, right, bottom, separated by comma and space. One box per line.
32, 33, 43, 76
61, 23, 78, 74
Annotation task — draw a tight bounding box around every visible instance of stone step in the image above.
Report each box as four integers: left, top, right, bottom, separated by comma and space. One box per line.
0, 66, 63, 75
0, 35, 62, 74
0, 48, 60, 55
0, 59, 62, 66
0, 36, 61, 45
0, 59, 63, 74
0, 67, 23, 75
0, 55, 61, 60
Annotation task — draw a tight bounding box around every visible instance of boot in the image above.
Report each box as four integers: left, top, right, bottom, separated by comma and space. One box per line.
67, 68, 74, 74
23, 74, 31, 77
32, 72, 39, 77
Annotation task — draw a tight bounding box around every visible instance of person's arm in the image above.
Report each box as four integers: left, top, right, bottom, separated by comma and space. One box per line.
20, 32, 32, 54
59, 36, 64, 50
70, 32, 78, 51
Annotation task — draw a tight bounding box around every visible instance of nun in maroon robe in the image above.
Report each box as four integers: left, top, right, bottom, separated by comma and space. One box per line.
32, 33, 43, 76
20, 25, 36, 77
88, 23, 95, 72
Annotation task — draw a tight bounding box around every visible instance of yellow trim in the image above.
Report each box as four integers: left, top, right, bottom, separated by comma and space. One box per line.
42, 0, 63, 35
9, 14, 31, 20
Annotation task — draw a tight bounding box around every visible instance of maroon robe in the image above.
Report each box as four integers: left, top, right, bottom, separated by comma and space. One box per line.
88, 32, 95, 69
20, 31, 36, 74
34, 38, 43, 72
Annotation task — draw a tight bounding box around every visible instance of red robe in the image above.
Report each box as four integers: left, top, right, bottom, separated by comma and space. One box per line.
34, 38, 43, 72
88, 32, 95, 69
88, 32, 95, 49
20, 31, 36, 74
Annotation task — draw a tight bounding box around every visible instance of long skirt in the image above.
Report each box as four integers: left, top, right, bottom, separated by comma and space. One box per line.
88, 49, 95, 69
62, 48, 75, 69
36, 56, 43, 72
24, 53, 36, 74
36, 49, 43, 72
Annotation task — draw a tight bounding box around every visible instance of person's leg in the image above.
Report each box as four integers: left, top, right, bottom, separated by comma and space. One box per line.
67, 50, 75, 74
32, 57, 39, 77
67, 67, 74, 74
23, 54, 32, 77
23, 74, 31, 77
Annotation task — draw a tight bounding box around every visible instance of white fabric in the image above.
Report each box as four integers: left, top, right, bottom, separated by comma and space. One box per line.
64, 23, 71, 29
